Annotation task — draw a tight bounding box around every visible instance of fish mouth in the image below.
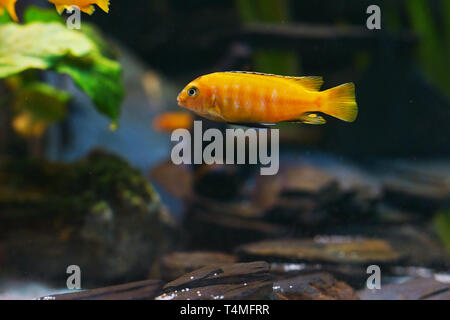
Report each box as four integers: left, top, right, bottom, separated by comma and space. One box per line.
176, 95, 185, 107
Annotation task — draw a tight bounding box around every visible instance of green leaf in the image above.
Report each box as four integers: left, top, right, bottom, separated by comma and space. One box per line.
12, 82, 71, 137
22, 6, 117, 58
0, 10, 13, 25
0, 23, 93, 77
79, 23, 119, 59
0, 22, 124, 122
14, 82, 71, 120
56, 53, 123, 121
23, 6, 63, 24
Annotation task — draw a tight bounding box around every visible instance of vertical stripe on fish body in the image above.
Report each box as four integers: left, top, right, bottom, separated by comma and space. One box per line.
203, 72, 324, 123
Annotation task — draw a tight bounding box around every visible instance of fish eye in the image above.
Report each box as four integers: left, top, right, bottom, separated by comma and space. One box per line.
187, 87, 198, 98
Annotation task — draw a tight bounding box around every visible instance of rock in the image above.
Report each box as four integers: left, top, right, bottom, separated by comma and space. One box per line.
358, 277, 450, 300
261, 164, 379, 227
278, 224, 450, 286
264, 198, 329, 226
150, 161, 193, 199
325, 225, 450, 271
155, 261, 273, 300
281, 166, 339, 197
269, 262, 323, 277
190, 196, 265, 220
185, 193, 287, 250
193, 164, 250, 201
39, 280, 163, 300
186, 209, 287, 251
184, 162, 385, 252
237, 237, 402, 265
0, 150, 177, 286
273, 273, 359, 300
237, 237, 404, 289
376, 203, 422, 224
160, 251, 238, 281
380, 225, 450, 270
382, 165, 450, 214
251, 175, 283, 211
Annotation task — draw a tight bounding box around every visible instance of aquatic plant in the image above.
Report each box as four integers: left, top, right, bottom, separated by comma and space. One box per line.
384, 0, 450, 99
405, 0, 450, 98
235, 0, 298, 75
434, 209, 450, 252
0, 6, 124, 138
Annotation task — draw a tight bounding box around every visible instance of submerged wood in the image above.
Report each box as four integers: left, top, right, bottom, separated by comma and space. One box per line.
156, 261, 273, 300
273, 272, 359, 300
39, 280, 163, 300
161, 251, 238, 281
358, 277, 450, 300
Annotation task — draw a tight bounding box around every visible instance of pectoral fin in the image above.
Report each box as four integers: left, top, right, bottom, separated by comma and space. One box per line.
298, 113, 327, 125
204, 109, 226, 122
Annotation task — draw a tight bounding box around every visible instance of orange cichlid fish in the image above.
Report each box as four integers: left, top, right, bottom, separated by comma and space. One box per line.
48, 0, 110, 15
177, 71, 358, 125
152, 111, 194, 133
0, 0, 18, 22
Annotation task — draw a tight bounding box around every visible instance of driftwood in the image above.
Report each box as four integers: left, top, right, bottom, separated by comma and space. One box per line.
39, 280, 163, 300
273, 273, 359, 300
156, 261, 273, 300
38, 262, 360, 300
161, 251, 238, 281
358, 277, 450, 300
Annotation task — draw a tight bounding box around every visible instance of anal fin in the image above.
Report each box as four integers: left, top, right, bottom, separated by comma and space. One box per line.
298, 113, 326, 125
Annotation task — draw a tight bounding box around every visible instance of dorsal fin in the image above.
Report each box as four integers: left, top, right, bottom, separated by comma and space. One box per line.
226, 71, 323, 91
293, 76, 324, 91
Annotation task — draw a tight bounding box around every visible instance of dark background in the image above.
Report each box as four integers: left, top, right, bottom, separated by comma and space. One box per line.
89, 0, 450, 157
14, 0, 450, 158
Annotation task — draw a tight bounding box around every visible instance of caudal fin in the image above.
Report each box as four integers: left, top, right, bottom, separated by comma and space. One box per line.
96, 0, 110, 13
321, 83, 358, 122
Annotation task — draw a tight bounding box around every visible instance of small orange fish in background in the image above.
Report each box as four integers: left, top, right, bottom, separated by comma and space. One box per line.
48, 0, 110, 15
152, 111, 194, 133
0, 0, 18, 22
177, 71, 358, 125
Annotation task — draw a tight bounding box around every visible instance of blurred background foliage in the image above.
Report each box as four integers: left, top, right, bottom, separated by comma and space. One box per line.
406, 0, 450, 99
384, 0, 450, 99
235, 0, 299, 75
0, 6, 124, 140
434, 209, 450, 251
